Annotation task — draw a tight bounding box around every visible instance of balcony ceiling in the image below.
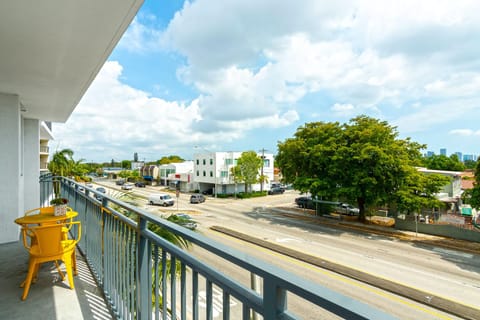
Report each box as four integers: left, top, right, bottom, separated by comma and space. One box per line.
0, 0, 143, 122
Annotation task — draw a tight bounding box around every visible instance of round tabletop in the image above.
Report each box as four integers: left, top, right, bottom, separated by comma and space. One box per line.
15, 210, 78, 225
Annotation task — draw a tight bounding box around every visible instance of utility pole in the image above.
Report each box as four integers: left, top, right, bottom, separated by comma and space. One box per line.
259, 148, 268, 192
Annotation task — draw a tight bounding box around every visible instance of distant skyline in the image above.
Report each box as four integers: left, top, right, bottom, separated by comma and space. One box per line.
51, 0, 480, 162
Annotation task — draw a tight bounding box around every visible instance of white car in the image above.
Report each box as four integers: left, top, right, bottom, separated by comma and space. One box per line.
121, 183, 133, 190
148, 193, 175, 206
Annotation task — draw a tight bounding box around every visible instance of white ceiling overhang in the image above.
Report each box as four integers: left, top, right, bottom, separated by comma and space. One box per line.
0, 0, 143, 123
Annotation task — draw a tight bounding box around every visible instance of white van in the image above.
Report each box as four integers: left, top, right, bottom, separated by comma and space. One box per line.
148, 193, 175, 206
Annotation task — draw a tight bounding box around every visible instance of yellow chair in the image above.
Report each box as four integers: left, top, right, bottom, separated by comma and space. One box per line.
20, 221, 81, 300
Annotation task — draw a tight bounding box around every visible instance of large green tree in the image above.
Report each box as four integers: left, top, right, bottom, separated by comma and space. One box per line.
277, 116, 426, 222
232, 151, 263, 193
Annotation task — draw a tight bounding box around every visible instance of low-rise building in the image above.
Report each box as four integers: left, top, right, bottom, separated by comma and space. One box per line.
193, 151, 274, 196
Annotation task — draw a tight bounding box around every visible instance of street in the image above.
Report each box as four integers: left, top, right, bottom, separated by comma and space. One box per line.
94, 180, 480, 319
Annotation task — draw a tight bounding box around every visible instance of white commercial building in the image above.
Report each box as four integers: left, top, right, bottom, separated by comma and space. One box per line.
160, 161, 195, 192
0, 0, 143, 244
193, 151, 275, 196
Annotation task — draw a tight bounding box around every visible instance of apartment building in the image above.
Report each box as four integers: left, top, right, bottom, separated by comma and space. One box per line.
193, 151, 274, 195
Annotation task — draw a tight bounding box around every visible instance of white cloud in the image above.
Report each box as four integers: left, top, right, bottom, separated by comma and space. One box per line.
331, 103, 355, 117
449, 129, 480, 136
54, 61, 299, 161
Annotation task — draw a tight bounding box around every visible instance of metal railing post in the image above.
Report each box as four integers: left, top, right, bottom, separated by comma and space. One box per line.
263, 278, 287, 319
136, 217, 150, 319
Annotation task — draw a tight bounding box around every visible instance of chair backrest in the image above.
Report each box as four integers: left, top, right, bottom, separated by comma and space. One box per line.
27, 224, 65, 256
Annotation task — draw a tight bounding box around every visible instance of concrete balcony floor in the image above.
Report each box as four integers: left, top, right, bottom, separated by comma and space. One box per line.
0, 241, 112, 320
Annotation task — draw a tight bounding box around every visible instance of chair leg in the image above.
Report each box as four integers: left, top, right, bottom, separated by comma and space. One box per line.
54, 260, 65, 280
64, 257, 75, 290
21, 259, 37, 300
72, 250, 78, 276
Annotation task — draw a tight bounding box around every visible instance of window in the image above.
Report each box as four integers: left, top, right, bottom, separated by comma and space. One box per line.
210, 158, 213, 165
203, 171, 206, 177
196, 159, 199, 165
263, 159, 270, 167
196, 170, 199, 176
220, 171, 228, 178
210, 171, 213, 177
203, 159, 206, 165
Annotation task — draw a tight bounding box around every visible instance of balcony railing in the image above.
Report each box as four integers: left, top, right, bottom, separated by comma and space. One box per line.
40, 146, 49, 153
40, 175, 395, 320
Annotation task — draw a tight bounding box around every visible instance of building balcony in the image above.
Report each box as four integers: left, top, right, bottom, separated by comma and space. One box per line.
0, 241, 111, 319
1, 176, 394, 319
40, 146, 49, 154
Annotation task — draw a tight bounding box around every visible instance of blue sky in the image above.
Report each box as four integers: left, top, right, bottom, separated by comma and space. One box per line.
54, 0, 480, 163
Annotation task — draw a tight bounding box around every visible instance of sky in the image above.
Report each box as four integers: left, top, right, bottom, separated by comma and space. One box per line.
53, 0, 480, 163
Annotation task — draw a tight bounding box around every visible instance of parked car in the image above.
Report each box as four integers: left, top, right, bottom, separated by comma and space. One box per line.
202, 188, 213, 195
95, 187, 106, 200
135, 181, 146, 188
173, 213, 197, 230
122, 182, 133, 190
268, 187, 285, 195
85, 182, 93, 188
115, 179, 125, 185
148, 193, 174, 206
190, 193, 206, 204
336, 203, 360, 215
295, 196, 315, 209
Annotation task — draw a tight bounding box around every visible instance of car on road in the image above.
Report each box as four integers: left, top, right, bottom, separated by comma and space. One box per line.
295, 196, 315, 209
336, 203, 360, 215
172, 213, 197, 230
202, 188, 213, 195
135, 181, 146, 187
148, 193, 174, 206
268, 187, 285, 195
85, 182, 93, 188
122, 182, 133, 190
115, 179, 125, 185
95, 187, 106, 200
190, 193, 205, 204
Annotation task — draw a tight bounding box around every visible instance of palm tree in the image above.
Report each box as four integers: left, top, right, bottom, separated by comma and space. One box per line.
48, 148, 74, 176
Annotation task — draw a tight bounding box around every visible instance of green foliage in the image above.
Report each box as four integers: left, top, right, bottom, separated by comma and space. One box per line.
277, 116, 427, 222
48, 148, 75, 176
157, 155, 184, 165
464, 160, 477, 169
121, 160, 132, 169
422, 154, 465, 171
232, 151, 263, 192
469, 160, 480, 209
236, 191, 267, 199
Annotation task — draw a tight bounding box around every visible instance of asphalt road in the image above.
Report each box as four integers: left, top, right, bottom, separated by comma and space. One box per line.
93, 180, 480, 319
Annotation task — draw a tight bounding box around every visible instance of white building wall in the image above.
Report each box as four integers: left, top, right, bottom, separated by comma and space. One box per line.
0, 93, 23, 243
193, 151, 275, 194
23, 118, 40, 212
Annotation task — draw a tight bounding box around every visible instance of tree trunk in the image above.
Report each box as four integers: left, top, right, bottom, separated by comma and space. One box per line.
357, 197, 366, 223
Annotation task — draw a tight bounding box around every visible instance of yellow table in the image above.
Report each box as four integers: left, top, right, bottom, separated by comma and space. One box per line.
15, 210, 78, 226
